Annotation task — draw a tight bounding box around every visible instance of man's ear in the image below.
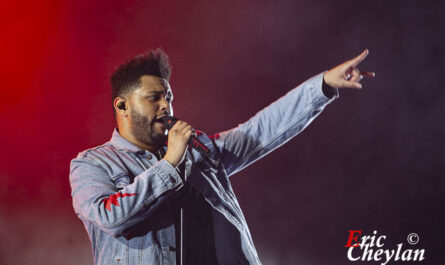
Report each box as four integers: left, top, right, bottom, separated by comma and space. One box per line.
114, 97, 128, 117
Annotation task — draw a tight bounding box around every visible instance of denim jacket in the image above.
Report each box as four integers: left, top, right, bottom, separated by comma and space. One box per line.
69, 73, 338, 265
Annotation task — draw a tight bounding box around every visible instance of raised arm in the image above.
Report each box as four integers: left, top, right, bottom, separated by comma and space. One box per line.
212, 49, 375, 176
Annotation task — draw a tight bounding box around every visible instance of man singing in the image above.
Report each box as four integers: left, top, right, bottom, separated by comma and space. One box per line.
69, 48, 374, 265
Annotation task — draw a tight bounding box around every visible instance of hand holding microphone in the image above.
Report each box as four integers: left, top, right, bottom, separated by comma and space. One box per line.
162, 116, 210, 167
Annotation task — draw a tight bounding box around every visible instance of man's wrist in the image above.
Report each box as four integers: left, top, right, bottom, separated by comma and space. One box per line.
163, 157, 178, 168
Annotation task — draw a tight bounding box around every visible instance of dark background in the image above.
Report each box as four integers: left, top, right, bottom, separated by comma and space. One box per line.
0, 0, 444, 264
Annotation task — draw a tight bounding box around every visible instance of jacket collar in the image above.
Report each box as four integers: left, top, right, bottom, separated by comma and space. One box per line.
109, 128, 169, 157
110, 128, 145, 153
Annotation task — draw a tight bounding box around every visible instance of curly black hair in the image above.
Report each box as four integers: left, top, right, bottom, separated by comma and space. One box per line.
110, 48, 171, 108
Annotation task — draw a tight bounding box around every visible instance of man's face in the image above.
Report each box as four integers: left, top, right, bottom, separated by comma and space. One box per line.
127, 75, 173, 147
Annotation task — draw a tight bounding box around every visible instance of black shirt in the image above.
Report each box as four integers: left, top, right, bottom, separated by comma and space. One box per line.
172, 162, 219, 265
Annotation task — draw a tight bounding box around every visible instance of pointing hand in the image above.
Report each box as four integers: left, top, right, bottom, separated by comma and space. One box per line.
323, 49, 375, 89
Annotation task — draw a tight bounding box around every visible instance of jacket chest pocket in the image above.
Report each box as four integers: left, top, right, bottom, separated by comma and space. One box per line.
112, 175, 131, 190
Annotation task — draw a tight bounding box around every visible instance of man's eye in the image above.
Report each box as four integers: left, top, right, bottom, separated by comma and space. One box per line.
149, 96, 160, 101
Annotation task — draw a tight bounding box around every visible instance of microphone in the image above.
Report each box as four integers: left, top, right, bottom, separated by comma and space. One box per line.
163, 116, 210, 157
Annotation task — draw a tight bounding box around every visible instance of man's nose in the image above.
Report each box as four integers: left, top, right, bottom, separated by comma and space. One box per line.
159, 97, 170, 112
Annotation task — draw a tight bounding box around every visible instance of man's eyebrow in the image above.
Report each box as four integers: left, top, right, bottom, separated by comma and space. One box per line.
144, 90, 165, 95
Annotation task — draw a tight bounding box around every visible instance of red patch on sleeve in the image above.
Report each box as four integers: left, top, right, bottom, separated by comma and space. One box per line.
103, 193, 137, 211
209, 133, 220, 140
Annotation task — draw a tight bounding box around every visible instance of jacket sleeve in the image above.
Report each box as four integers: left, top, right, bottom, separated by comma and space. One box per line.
212, 72, 338, 177
69, 157, 183, 237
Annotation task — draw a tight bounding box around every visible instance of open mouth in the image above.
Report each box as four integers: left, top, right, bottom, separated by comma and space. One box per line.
153, 116, 168, 126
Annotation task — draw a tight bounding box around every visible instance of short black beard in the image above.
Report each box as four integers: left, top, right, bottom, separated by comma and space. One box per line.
130, 109, 166, 148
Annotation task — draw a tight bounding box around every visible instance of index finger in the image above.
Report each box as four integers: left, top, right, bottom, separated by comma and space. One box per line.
349, 49, 369, 68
